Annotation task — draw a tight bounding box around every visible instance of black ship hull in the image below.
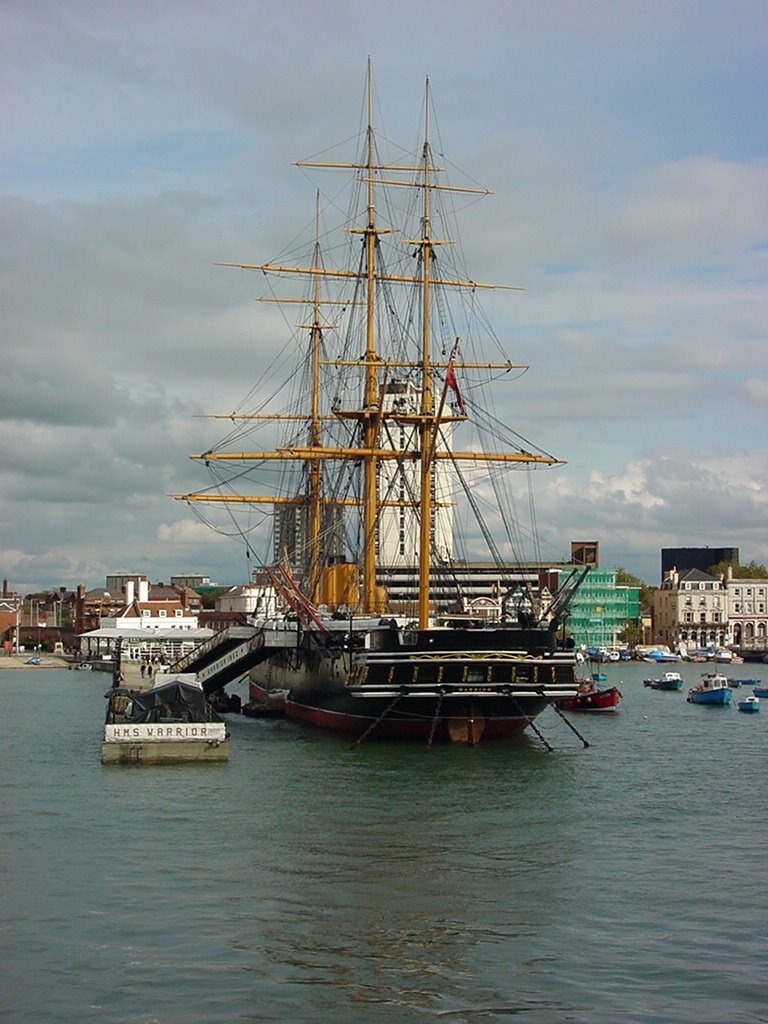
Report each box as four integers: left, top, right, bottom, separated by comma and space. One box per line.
247, 622, 578, 744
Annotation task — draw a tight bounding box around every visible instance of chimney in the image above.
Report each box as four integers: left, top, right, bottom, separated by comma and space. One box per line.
138, 579, 149, 602
125, 580, 135, 604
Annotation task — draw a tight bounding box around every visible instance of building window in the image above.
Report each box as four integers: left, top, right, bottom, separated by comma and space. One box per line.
158, 609, 167, 617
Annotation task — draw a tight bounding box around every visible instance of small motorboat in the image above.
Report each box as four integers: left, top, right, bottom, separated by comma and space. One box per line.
737, 696, 760, 714
644, 671, 683, 691
687, 673, 732, 706
555, 679, 622, 712
751, 685, 768, 698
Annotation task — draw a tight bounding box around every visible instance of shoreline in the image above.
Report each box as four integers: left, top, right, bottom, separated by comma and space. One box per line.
0, 655, 73, 670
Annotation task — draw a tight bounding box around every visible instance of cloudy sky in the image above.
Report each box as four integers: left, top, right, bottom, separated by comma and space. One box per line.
3, 0, 766, 593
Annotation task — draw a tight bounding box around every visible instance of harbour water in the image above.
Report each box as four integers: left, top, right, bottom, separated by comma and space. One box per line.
2, 661, 766, 1023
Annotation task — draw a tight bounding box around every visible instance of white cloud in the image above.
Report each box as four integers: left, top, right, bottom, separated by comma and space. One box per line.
536, 451, 768, 582
157, 519, 230, 545
606, 157, 768, 265
2, 0, 766, 592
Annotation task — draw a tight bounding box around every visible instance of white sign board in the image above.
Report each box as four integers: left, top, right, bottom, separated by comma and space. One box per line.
104, 722, 227, 742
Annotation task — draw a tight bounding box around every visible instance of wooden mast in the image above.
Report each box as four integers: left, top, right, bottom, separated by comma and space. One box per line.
417, 78, 434, 629
307, 191, 323, 604
361, 56, 379, 615
173, 64, 568, 624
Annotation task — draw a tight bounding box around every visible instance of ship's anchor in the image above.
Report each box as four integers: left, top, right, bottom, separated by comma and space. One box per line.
549, 702, 590, 748
350, 692, 405, 749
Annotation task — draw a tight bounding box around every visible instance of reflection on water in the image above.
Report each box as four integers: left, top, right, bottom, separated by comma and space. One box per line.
1, 663, 766, 1023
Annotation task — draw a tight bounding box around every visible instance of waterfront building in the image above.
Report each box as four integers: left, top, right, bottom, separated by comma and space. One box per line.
725, 570, 768, 650
0, 586, 20, 653
653, 568, 728, 649
170, 573, 212, 589
564, 568, 640, 648
77, 577, 203, 636
78, 627, 215, 665
374, 561, 557, 618
215, 579, 279, 617
41, 587, 77, 628
79, 578, 206, 664
99, 578, 201, 630
376, 379, 454, 567
76, 584, 127, 634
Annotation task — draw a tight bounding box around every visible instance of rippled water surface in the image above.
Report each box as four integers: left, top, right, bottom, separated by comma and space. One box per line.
2, 662, 767, 1023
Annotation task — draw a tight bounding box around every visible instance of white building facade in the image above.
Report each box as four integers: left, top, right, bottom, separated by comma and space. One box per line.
376, 379, 454, 567
216, 582, 279, 617
653, 569, 729, 649
99, 579, 200, 630
725, 572, 768, 649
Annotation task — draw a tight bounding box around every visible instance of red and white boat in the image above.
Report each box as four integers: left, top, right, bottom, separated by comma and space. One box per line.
555, 679, 622, 713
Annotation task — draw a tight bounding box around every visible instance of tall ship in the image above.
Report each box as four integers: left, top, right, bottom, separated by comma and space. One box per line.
176, 63, 586, 744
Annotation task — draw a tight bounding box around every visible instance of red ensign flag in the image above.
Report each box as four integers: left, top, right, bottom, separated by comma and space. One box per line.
445, 358, 465, 414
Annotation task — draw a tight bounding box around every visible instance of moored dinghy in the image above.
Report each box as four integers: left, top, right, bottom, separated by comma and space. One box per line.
644, 671, 683, 691
729, 677, 760, 688
737, 695, 760, 713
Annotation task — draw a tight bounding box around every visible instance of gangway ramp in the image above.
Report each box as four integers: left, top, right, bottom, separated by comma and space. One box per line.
170, 626, 272, 694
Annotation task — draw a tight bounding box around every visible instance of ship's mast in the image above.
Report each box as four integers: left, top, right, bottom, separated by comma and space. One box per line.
417, 78, 434, 629
361, 57, 380, 615
307, 191, 323, 604
173, 63, 567, 623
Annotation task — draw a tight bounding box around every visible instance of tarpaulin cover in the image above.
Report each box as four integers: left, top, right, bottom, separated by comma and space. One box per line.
123, 678, 219, 724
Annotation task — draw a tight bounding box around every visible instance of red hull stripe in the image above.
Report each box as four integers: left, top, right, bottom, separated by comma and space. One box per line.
249, 683, 530, 740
